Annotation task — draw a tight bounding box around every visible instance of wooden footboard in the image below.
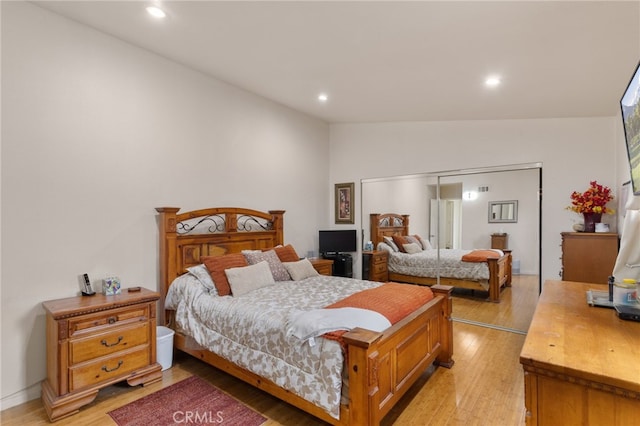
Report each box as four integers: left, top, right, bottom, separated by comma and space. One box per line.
171, 284, 453, 426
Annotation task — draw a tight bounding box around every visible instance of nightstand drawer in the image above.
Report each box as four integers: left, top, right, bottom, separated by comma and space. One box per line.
372, 255, 387, 265
69, 305, 149, 336
69, 346, 150, 391
70, 322, 149, 364
372, 263, 387, 274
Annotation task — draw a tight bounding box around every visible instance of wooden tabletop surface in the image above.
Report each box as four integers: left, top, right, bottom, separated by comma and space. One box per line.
520, 280, 640, 392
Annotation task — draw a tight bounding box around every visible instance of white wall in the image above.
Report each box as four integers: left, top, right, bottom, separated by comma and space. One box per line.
330, 118, 621, 284
0, 2, 329, 408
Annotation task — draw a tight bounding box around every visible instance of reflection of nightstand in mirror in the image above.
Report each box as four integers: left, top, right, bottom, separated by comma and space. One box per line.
308, 258, 333, 276
362, 250, 389, 282
491, 233, 508, 250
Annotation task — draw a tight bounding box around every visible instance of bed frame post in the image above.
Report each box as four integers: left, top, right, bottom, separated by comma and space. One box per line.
431, 285, 454, 368
269, 210, 286, 246
155, 207, 180, 326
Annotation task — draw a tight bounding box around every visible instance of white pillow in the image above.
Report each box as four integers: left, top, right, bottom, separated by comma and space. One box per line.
415, 234, 433, 250
187, 264, 218, 295
403, 242, 423, 254
283, 258, 319, 281
383, 236, 399, 252
377, 242, 394, 253
225, 261, 275, 296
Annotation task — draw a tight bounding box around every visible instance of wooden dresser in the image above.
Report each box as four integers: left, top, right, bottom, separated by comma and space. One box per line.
309, 258, 333, 275
362, 250, 389, 282
561, 232, 618, 284
41, 288, 162, 421
520, 280, 640, 425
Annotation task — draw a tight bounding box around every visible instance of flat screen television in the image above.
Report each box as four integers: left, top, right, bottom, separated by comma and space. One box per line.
620, 59, 640, 195
319, 229, 357, 254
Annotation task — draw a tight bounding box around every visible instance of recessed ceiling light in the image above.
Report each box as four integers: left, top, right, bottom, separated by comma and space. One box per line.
318, 93, 328, 102
146, 6, 166, 19
485, 76, 501, 87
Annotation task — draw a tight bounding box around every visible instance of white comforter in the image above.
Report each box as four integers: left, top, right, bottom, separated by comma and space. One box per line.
165, 273, 383, 419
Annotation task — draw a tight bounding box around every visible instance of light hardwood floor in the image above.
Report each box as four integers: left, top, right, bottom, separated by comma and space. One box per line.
2, 277, 537, 425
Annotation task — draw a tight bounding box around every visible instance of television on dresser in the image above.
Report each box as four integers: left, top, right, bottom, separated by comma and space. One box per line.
620, 59, 640, 195
318, 229, 357, 255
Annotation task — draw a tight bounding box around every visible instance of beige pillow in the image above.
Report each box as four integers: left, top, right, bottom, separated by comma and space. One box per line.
225, 261, 275, 296
403, 242, 423, 254
283, 259, 320, 281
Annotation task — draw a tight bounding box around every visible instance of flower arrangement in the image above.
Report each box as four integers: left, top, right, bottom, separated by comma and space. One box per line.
567, 180, 615, 215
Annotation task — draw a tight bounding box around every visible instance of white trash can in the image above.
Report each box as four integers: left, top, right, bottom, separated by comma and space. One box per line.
156, 326, 175, 371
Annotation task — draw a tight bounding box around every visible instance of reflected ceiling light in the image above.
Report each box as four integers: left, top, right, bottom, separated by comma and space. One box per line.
318, 93, 328, 102
146, 6, 166, 18
463, 191, 478, 200
485, 76, 501, 87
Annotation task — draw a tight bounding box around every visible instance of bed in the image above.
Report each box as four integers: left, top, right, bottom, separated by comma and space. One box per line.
370, 213, 512, 303
156, 206, 454, 426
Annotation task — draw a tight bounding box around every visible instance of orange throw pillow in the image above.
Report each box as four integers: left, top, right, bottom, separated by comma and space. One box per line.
274, 244, 300, 262
392, 235, 410, 252
201, 253, 248, 296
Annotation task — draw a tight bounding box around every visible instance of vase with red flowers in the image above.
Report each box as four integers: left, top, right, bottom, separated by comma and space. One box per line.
567, 180, 615, 232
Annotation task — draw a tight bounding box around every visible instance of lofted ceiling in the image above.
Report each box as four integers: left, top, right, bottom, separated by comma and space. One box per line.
32, 1, 640, 124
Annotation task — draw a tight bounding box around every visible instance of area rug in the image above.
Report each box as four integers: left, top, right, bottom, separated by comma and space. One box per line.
108, 375, 266, 426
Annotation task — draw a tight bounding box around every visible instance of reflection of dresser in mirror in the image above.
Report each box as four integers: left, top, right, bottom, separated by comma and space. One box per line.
491, 233, 508, 250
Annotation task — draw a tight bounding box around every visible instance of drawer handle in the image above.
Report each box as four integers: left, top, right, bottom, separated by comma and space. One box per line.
107, 316, 117, 324
100, 336, 123, 347
101, 360, 123, 373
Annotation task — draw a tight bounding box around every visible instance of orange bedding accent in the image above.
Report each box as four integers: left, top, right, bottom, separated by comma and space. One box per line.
322, 282, 435, 348
461, 249, 501, 263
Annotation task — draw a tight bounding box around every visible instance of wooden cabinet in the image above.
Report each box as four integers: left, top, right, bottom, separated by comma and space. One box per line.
561, 232, 618, 284
491, 233, 508, 250
362, 250, 389, 282
520, 281, 640, 425
309, 258, 333, 276
41, 288, 162, 421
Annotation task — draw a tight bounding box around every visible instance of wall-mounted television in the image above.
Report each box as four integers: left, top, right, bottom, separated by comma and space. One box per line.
319, 229, 357, 254
620, 60, 640, 195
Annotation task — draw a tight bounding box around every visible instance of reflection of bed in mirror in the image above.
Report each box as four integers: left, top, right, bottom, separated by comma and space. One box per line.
370, 213, 512, 303
156, 206, 454, 425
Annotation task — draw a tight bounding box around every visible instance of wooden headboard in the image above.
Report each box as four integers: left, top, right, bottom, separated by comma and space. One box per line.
155, 207, 284, 316
370, 213, 410, 246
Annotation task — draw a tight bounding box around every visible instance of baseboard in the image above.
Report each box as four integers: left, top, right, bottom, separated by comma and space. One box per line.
0, 381, 41, 411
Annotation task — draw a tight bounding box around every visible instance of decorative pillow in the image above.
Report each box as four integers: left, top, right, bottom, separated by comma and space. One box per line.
392, 235, 410, 252
201, 253, 248, 296
283, 258, 319, 281
383, 236, 399, 252
274, 244, 300, 262
186, 264, 218, 295
225, 261, 276, 297
242, 249, 291, 281
377, 242, 394, 253
404, 235, 420, 246
403, 242, 423, 254
414, 234, 432, 250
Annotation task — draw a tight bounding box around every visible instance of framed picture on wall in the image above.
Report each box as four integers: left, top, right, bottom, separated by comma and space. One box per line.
335, 182, 355, 224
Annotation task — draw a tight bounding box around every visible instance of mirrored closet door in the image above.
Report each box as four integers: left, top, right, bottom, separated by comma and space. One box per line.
361, 164, 541, 332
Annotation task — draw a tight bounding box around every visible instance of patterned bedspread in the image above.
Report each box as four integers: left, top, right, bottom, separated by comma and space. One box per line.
388, 249, 491, 285
165, 273, 383, 419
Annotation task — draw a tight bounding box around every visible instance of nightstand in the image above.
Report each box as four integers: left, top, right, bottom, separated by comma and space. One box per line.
491, 233, 508, 250
41, 288, 162, 421
362, 250, 389, 282
308, 258, 333, 276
